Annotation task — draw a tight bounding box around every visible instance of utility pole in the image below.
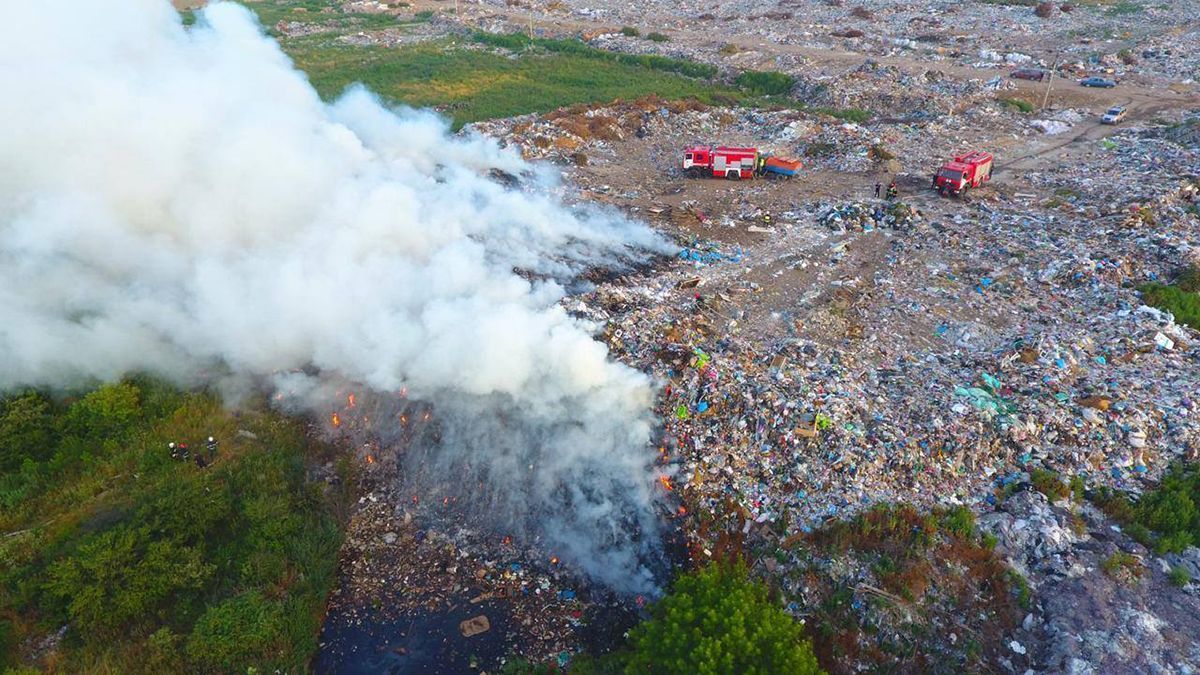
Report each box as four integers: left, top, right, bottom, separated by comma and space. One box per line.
528, 7, 534, 42
1042, 57, 1057, 111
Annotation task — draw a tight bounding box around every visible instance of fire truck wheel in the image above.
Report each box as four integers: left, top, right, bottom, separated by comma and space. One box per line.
685, 168, 700, 179
726, 171, 739, 181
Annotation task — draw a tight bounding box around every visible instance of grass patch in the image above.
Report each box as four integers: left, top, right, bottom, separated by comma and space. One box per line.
1106, 0, 1143, 14
1169, 566, 1191, 587
288, 38, 745, 128
472, 32, 717, 79
998, 97, 1036, 113
0, 380, 350, 672
1030, 467, 1071, 501
1101, 551, 1142, 581
620, 26, 639, 37
1089, 462, 1200, 554
735, 70, 796, 96
1139, 280, 1200, 329
1004, 569, 1032, 609
646, 32, 670, 43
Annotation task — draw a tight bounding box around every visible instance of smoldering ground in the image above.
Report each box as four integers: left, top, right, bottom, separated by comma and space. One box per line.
0, 0, 675, 592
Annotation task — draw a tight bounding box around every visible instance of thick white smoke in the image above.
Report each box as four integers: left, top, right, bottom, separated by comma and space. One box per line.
0, 1, 672, 591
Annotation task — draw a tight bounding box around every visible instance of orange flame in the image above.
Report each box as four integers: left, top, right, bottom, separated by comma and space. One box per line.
331, 412, 341, 428
366, 455, 375, 464
347, 393, 356, 408
659, 476, 674, 491
422, 411, 432, 422
400, 414, 409, 426
550, 556, 559, 565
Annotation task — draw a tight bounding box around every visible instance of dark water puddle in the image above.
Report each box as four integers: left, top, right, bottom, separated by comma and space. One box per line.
315, 601, 512, 675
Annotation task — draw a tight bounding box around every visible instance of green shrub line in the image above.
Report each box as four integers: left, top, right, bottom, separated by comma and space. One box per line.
1090, 462, 1200, 555
0, 379, 349, 672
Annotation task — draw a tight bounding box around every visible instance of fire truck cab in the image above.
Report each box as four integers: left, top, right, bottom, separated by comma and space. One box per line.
683, 146, 759, 180
933, 151, 993, 196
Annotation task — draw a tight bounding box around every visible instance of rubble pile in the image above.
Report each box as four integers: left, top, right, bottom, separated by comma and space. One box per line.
978, 489, 1200, 672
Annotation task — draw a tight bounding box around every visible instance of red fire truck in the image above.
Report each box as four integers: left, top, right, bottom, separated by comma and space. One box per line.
683, 146, 759, 180
932, 151, 994, 196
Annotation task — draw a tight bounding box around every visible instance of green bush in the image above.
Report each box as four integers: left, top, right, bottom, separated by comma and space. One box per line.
998, 97, 1036, 113
1030, 467, 1070, 501
46, 527, 214, 636
734, 70, 796, 96
981, 532, 999, 550
1136, 464, 1199, 553
620, 26, 639, 37
1070, 475, 1086, 502
61, 382, 142, 442
646, 32, 670, 42
186, 591, 287, 671
1169, 566, 1191, 587
625, 562, 822, 674
1004, 569, 1031, 609
1139, 282, 1200, 329
0, 392, 55, 470
1101, 551, 1142, 581
941, 505, 976, 539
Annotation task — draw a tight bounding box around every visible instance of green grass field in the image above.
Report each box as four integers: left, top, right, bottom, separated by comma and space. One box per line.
286, 37, 749, 128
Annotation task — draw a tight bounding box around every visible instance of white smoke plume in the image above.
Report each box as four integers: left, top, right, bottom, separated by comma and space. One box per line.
0, 0, 674, 592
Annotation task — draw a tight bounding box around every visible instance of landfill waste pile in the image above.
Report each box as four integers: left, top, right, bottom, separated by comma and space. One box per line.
129, 1, 1200, 672
470, 0, 1200, 85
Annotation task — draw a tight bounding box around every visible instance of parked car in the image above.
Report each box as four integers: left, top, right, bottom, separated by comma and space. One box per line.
1010, 68, 1046, 81
1101, 106, 1128, 124
1080, 76, 1117, 88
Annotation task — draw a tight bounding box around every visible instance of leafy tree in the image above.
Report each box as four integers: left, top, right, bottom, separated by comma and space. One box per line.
625, 562, 822, 675
0, 392, 55, 470
60, 382, 141, 443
